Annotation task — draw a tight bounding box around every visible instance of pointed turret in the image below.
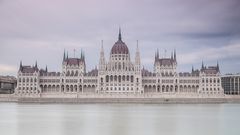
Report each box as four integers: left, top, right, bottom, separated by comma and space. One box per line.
80, 49, 83, 59
35, 61, 38, 68
99, 40, 106, 69
217, 61, 220, 72
135, 40, 141, 66
45, 65, 48, 72
201, 61, 204, 70
19, 61, 22, 71
174, 49, 176, 61
192, 65, 194, 73
118, 27, 122, 41
63, 49, 66, 61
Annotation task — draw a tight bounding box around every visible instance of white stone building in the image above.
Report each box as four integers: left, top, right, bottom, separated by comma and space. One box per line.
15, 30, 224, 97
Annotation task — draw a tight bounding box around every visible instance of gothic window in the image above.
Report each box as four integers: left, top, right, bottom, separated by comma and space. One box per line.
119, 63, 121, 70
110, 76, 113, 81
122, 76, 125, 81
118, 76, 121, 83
131, 76, 134, 83
106, 76, 109, 82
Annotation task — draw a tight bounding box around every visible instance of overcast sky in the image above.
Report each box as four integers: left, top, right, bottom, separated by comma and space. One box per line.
0, 0, 240, 76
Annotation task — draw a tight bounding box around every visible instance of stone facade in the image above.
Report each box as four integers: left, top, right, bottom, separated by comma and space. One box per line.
15, 30, 224, 97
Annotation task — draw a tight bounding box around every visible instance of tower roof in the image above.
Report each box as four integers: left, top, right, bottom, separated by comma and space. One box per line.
110, 29, 129, 54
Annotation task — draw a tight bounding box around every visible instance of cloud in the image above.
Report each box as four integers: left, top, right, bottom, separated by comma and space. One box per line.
0, 0, 240, 75
178, 43, 240, 65
0, 64, 18, 75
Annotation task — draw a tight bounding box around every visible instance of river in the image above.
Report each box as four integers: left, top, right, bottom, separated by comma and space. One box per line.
0, 103, 239, 135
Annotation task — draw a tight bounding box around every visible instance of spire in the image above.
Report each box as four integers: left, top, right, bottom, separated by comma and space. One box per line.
19, 61, 22, 71
63, 49, 66, 61
82, 51, 85, 61
35, 61, 38, 68
135, 40, 140, 66
192, 65, 194, 72
174, 49, 176, 61
80, 49, 83, 59
101, 40, 104, 52
118, 27, 122, 41
201, 61, 204, 69
45, 65, 48, 72
20, 61, 22, 68
217, 61, 219, 71
136, 40, 139, 52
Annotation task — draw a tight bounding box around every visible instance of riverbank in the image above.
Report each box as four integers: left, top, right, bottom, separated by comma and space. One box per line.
1, 94, 240, 104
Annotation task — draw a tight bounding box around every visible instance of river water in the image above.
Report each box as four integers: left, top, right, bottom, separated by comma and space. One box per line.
0, 103, 240, 135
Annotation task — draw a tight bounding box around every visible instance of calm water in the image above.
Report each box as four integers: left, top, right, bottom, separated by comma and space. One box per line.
0, 103, 240, 135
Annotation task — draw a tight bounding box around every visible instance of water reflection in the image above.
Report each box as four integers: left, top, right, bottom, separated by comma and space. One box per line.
0, 103, 240, 135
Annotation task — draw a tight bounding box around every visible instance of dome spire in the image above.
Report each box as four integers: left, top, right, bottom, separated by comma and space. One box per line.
118, 27, 122, 41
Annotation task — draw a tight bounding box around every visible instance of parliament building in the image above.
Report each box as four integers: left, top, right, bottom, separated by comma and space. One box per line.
15, 30, 224, 97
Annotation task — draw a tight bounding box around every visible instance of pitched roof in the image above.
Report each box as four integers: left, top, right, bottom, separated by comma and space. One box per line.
156, 58, 176, 66
20, 66, 38, 73
64, 58, 84, 66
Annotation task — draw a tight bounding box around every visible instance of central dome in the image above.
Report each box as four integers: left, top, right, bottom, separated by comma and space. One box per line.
110, 29, 129, 54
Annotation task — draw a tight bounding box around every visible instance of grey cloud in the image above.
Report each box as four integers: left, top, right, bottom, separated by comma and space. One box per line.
0, 0, 240, 75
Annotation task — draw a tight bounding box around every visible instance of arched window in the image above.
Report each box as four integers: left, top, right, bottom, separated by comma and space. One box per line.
122, 76, 125, 81
131, 76, 134, 83
127, 76, 129, 81
110, 76, 113, 81
118, 76, 121, 83
106, 76, 109, 82
118, 63, 121, 70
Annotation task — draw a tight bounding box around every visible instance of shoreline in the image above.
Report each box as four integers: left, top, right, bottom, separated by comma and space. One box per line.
1, 94, 240, 104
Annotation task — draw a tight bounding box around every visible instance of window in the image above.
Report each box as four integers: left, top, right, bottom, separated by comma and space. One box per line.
131, 76, 134, 83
